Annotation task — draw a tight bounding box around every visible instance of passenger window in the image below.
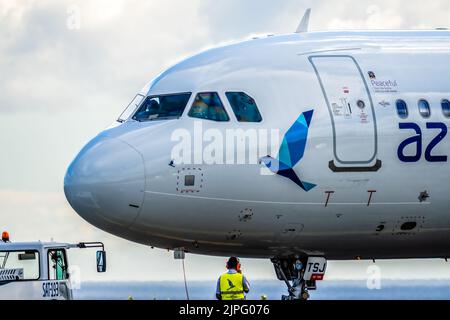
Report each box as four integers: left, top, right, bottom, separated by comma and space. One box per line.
396, 100, 408, 119
48, 249, 68, 281
442, 99, 450, 118
226, 92, 262, 122
133, 93, 191, 122
418, 99, 431, 118
188, 92, 229, 122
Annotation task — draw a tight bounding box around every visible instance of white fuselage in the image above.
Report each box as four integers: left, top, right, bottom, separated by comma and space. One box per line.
64, 30, 450, 260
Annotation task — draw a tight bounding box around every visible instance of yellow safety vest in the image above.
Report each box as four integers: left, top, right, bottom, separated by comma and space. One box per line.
219, 272, 245, 300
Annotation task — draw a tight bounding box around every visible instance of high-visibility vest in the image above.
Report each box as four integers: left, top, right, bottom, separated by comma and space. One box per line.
219, 272, 245, 300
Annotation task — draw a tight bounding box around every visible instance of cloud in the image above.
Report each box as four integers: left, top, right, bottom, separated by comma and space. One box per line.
2, 0, 448, 190
0, 0, 208, 115
1, 0, 450, 283
1, 0, 449, 115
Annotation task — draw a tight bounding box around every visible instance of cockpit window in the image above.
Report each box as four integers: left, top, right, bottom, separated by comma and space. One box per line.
226, 92, 262, 122
132, 93, 191, 122
118, 94, 145, 123
188, 92, 229, 122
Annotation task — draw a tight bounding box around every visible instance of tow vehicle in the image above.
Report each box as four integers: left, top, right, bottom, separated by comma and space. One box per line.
0, 231, 106, 300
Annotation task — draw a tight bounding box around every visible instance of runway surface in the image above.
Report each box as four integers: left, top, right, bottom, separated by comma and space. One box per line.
73, 280, 450, 300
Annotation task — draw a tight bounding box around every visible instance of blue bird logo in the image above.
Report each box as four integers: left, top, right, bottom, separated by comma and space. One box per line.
227, 279, 236, 290
260, 110, 316, 191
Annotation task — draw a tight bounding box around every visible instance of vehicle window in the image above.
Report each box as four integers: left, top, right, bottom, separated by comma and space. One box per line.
396, 100, 408, 119
133, 93, 191, 122
188, 92, 229, 122
48, 249, 68, 281
442, 99, 450, 118
118, 94, 145, 122
418, 99, 431, 118
0, 250, 40, 281
226, 92, 262, 122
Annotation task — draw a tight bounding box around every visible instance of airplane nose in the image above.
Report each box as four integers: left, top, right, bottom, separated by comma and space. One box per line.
64, 137, 145, 230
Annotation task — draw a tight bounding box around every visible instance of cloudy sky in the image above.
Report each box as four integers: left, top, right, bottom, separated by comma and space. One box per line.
1, 0, 450, 284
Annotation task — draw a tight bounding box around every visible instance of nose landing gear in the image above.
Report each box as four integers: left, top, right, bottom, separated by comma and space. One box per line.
271, 256, 327, 300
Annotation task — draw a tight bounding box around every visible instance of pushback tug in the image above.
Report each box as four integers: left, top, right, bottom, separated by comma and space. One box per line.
0, 231, 106, 300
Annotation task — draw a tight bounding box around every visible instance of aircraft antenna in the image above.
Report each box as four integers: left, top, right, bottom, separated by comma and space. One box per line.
295, 8, 311, 33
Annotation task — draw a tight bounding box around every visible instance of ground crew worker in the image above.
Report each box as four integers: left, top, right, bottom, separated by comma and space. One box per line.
216, 257, 250, 300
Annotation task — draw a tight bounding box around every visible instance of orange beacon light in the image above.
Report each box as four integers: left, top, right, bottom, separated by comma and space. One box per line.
2, 231, 10, 242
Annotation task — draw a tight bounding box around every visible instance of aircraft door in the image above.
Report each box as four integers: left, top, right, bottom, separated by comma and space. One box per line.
309, 55, 381, 172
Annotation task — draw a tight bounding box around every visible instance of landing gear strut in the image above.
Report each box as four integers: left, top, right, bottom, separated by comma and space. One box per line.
271, 256, 327, 300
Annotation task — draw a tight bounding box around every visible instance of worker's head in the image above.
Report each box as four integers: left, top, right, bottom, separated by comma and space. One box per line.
226, 257, 241, 271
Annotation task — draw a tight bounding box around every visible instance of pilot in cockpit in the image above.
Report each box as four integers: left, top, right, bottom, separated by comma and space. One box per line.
135, 99, 160, 121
